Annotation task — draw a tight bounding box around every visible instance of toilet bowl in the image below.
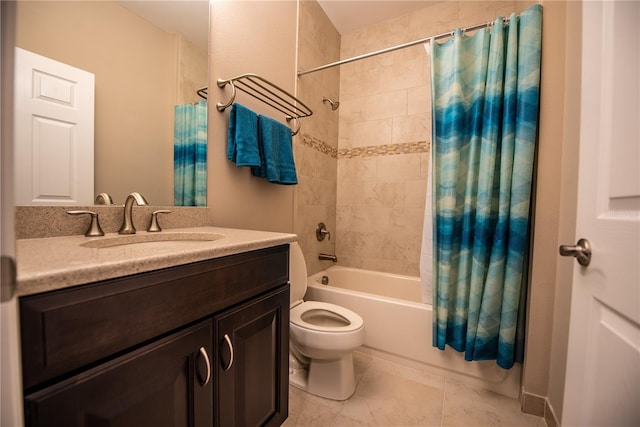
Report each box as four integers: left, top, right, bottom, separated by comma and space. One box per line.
288, 242, 365, 401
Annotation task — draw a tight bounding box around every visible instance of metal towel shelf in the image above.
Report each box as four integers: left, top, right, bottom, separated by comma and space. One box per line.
197, 87, 208, 100
216, 73, 312, 136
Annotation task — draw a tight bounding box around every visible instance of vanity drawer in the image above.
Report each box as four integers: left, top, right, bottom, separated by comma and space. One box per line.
20, 245, 289, 390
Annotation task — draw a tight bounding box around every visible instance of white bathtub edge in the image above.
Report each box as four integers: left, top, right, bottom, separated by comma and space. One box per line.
305, 266, 521, 399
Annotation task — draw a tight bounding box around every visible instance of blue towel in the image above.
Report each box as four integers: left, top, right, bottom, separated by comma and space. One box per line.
251, 115, 298, 185
227, 103, 260, 167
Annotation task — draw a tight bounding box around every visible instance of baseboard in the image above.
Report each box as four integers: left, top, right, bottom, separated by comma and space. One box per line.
544, 399, 560, 427
521, 391, 546, 417
521, 390, 560, 427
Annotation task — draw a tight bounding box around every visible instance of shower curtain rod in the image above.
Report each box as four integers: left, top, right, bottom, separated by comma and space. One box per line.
297, 15, 517, 77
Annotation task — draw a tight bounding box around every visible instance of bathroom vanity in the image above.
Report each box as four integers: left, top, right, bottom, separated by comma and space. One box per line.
16, 227, 295, 427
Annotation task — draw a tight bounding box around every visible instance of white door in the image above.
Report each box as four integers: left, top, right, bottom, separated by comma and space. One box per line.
14, 47, 94, 205
562, 1, 640, 426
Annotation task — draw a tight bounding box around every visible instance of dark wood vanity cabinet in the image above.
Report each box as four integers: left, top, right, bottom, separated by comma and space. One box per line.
215, 285, 289, 427
20, 245, 290, 427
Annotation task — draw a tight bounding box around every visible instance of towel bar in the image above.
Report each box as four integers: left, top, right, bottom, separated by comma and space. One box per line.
197, 87, 208, 100
216, 73, 312, 136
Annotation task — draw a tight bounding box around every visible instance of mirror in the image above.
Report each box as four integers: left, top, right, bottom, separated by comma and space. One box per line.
14, 0, 209, 206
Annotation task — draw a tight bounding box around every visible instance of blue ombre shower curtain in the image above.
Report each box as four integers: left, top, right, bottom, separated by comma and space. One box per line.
174, 101, 207, 206
430, 5, 541, 369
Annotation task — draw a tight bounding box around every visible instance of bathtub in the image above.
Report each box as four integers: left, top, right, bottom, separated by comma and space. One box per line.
306, 266, 521, 399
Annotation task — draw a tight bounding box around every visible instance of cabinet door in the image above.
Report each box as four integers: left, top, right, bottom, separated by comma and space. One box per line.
24, 321, 213, 427
215, 285, 289, 427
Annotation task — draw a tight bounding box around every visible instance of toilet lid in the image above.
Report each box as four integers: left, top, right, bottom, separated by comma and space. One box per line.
289, 242, 308, 304
290, 301, 364, 333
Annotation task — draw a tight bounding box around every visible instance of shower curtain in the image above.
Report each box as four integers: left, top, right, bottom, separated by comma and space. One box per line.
174, 101, 207, 206
427, 5, 542, 369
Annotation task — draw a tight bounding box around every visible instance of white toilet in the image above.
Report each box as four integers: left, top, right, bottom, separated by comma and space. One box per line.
288, 242, 365, 401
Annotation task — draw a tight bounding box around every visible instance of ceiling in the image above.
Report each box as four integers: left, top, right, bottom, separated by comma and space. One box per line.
116, 1, 437, 47
317, 0, 435, 35
116, 1, 210, 50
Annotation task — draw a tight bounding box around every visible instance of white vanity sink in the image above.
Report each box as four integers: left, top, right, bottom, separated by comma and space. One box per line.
79, 232, 225, 249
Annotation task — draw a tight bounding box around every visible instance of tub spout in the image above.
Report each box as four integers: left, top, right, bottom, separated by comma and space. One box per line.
319, 253, 338, 262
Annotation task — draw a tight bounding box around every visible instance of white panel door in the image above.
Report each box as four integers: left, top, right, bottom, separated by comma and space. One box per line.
14, 47, 94, 205
562, 1, 640, 426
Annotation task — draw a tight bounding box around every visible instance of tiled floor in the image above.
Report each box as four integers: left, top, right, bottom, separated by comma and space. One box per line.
283, 351, 546, 427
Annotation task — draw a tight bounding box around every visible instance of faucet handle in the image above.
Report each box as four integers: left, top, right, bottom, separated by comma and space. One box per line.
316, 222, 331, 241
67, 210, 105, 237
147, 210, 172, 232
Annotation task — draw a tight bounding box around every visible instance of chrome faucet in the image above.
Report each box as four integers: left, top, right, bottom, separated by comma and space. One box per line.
118, 192, 148, 234
94, 192, 114, 205
319, 253, 338, 262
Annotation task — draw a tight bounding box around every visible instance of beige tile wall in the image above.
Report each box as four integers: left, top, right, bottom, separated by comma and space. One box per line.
336, 1, 521, 277
295, 1, 340, 275
336, 152, 428, 275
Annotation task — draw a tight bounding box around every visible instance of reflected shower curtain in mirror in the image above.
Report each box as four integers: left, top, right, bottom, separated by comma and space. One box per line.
429, 5, 541, 369
174, 101, 207, 206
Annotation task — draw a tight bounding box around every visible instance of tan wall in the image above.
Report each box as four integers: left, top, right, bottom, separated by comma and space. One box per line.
207, 1, 297, 233
14, 1, 182, 206
514, 2, 585, 424
295, 0, 341, 275
546, 3, 581, 420
522, 0, 566, 404
2, 3, 24, 423
525, 0, 582, 423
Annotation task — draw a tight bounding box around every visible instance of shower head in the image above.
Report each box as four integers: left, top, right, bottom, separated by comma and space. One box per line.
322, 97, 340, 111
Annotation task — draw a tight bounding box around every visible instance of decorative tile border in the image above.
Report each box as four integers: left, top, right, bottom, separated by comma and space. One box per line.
339, 140, 430, 159
298, 133, 431, 160
298, 133, 338, 158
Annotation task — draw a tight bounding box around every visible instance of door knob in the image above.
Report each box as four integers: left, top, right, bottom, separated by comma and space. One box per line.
559, 238, 592, 266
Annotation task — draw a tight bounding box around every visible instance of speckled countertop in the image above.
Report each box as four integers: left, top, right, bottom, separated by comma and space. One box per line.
16, 226, 297, 297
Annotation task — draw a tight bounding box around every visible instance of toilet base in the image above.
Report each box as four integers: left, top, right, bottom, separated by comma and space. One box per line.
289, 352, 356, 401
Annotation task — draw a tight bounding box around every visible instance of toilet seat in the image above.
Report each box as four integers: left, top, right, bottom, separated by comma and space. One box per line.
290, 301, 364, 333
